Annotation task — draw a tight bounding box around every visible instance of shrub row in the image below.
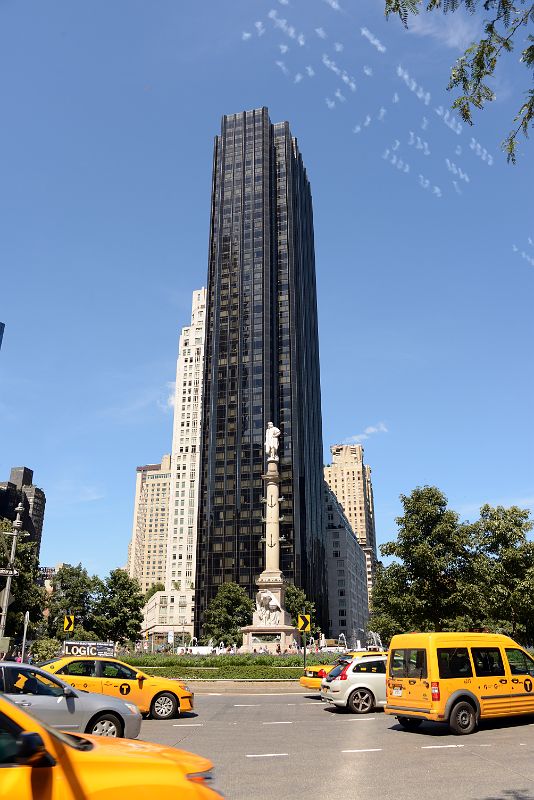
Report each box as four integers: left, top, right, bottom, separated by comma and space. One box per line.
142, 666, 304, 680
125, 653, 332, 668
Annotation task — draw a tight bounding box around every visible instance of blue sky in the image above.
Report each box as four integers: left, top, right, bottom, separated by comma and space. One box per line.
1, 0, 532, 576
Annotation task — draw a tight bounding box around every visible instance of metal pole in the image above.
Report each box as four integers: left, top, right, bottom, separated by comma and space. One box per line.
302, 608, 307, 672
21, 611, 30, 662
0, 502, 24, 640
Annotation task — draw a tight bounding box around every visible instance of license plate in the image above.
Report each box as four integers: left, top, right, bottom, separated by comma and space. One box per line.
393, 687, 402, 697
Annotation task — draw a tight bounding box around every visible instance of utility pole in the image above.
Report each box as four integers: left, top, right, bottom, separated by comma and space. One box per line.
0, 502, 24, 640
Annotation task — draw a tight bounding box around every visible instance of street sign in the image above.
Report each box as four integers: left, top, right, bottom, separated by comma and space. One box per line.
63, 641, 115, 657
0, 568, 19, 577
297, 613, 311, 632
167, 631, 175, 645
63, 615, 75, 632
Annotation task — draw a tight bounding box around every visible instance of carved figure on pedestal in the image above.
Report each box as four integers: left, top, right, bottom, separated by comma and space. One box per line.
265, 422, 281, 461
256, 589, 282, 625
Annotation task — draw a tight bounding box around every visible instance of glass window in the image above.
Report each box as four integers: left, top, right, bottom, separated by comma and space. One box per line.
57, 660, 97, 678
100, 662, 137, 680
471, 647, 505, 677
505, 648, 534, 676
437, 648, 473, 679
5, 668, 64, 697
389, 649, 427, 679
353, 660, 386, 674
0, 712, 20, 765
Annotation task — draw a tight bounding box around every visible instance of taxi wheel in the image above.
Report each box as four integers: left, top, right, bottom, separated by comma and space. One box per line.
348, 688, 374, 714
88, 713, 123, 738
150, 692, 178, 720
449, 701, 477, 735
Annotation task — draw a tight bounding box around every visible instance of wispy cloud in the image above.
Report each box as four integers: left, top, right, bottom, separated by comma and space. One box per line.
324, 0, 341, 10
158, 381, 175, 413
456, 496, 534, 519
242, 31, 252, 41
343, 422, 388, 445
408, 9, 480, 50
49, 479, 105, 505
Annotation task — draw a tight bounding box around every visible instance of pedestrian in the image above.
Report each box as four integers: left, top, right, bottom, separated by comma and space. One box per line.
276, 644, 281, 655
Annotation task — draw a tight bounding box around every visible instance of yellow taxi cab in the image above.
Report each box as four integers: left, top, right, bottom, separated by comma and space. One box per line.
385, 631, 534, 735
300, 650, 387, 690
41, 656, 193, 720
0, 694, 220, 798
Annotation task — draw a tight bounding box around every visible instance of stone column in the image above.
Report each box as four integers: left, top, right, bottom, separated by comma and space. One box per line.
264, 459, 281, 576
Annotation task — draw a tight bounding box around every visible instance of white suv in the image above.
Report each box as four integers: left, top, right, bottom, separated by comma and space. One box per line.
320, 654, 387, 713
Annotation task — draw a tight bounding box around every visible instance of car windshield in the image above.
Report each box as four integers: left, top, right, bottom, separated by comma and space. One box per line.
328, 663, 346, 679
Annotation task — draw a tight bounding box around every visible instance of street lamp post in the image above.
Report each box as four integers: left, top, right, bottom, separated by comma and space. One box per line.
0, 502, 24, 640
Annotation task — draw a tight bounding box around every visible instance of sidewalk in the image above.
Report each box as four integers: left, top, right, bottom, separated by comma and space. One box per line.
188, 680, 313, 695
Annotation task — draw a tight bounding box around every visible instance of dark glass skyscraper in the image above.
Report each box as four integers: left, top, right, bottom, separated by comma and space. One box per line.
195, 107, 328, 633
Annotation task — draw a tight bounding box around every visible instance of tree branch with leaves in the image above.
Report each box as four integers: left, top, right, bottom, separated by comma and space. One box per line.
384, 0, 534, 161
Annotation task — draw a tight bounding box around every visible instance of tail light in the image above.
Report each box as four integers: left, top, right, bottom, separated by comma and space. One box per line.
339, 662, 351, 681
317, 669, 326, 678
431, 682, 440, 701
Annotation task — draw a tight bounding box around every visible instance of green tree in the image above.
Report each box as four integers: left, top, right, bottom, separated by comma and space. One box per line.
31, 637, 62, 663
384, 1, 534, 161
284, 584, 320, 638
203, 582, 254, 646
144, 581, 165, 604
92, 570, 144, 644
47, 564, 101, 639
370, 487, 474, 639
470, 504, 534, 641
0, 519, 46, 639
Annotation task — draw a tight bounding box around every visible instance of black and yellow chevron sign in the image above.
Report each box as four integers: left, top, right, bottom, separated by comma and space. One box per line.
297, 614, 311, 633
64, 615, 75, 632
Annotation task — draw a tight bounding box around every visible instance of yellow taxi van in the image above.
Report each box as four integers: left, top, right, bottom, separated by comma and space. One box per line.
385, 632, 534, 735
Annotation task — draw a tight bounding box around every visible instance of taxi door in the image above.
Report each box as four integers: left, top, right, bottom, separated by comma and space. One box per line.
55, 660, 103, 695
387, 647, 432, 712
470, 646, 510, 718
98, 661, 148, 711
504, 647, 534, 716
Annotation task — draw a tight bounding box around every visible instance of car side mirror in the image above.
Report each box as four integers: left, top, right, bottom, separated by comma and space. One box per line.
63, 685, 76, 698
136, 672, 145, 682
16, 732, 55, 767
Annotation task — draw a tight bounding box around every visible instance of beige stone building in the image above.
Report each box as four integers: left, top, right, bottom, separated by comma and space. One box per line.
324, 444, 377, 601
138, 288, 206, 642
127, 455, 172, 594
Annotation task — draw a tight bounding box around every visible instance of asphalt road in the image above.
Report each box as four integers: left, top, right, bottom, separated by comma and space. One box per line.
139, 690, 534, 800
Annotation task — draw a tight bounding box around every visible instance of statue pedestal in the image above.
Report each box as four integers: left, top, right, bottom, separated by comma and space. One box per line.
240, 572, 300, 653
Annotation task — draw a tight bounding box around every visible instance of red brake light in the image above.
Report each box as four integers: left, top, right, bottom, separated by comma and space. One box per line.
317, 669, 326, 678
431, 681, 440, 701
339, 663, 351, 681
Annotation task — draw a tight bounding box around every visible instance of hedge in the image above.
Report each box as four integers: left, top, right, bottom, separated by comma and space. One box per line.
142, 666, 304, 680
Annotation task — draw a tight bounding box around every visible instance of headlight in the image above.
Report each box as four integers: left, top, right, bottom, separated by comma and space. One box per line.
124, 703, 139, 715
181, 685, 192, 693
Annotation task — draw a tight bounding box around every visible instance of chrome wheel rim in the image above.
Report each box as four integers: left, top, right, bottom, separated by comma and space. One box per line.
92, 719, 118, 737
352, 691, 372, 713
154, 695, 174, 717
457, 708, 471, 729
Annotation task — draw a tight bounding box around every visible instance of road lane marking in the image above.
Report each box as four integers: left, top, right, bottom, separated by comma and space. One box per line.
342, 748, 382, 753
262, 721, 293, 725
421, 744, 464, 749
304, 702, 323, 705
172, 723, 204, 727
478, 744, 492, 747
287, 703, 296, 706
246, 753, 289, 758
342, 718, 376, 722
234, 704, 260, 707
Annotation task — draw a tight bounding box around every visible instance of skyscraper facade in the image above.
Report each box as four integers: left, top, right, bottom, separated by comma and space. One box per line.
0, 466, 46, 559
324, 444, 378, 600
195, 107, 327, 633
127, 455, 172, 593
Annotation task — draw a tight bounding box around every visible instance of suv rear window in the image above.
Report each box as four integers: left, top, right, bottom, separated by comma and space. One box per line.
437, 648, 473, 679
389, 649, 427, 679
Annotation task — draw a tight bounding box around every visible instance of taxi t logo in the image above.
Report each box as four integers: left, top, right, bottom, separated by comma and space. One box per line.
119, 683, 131, 695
